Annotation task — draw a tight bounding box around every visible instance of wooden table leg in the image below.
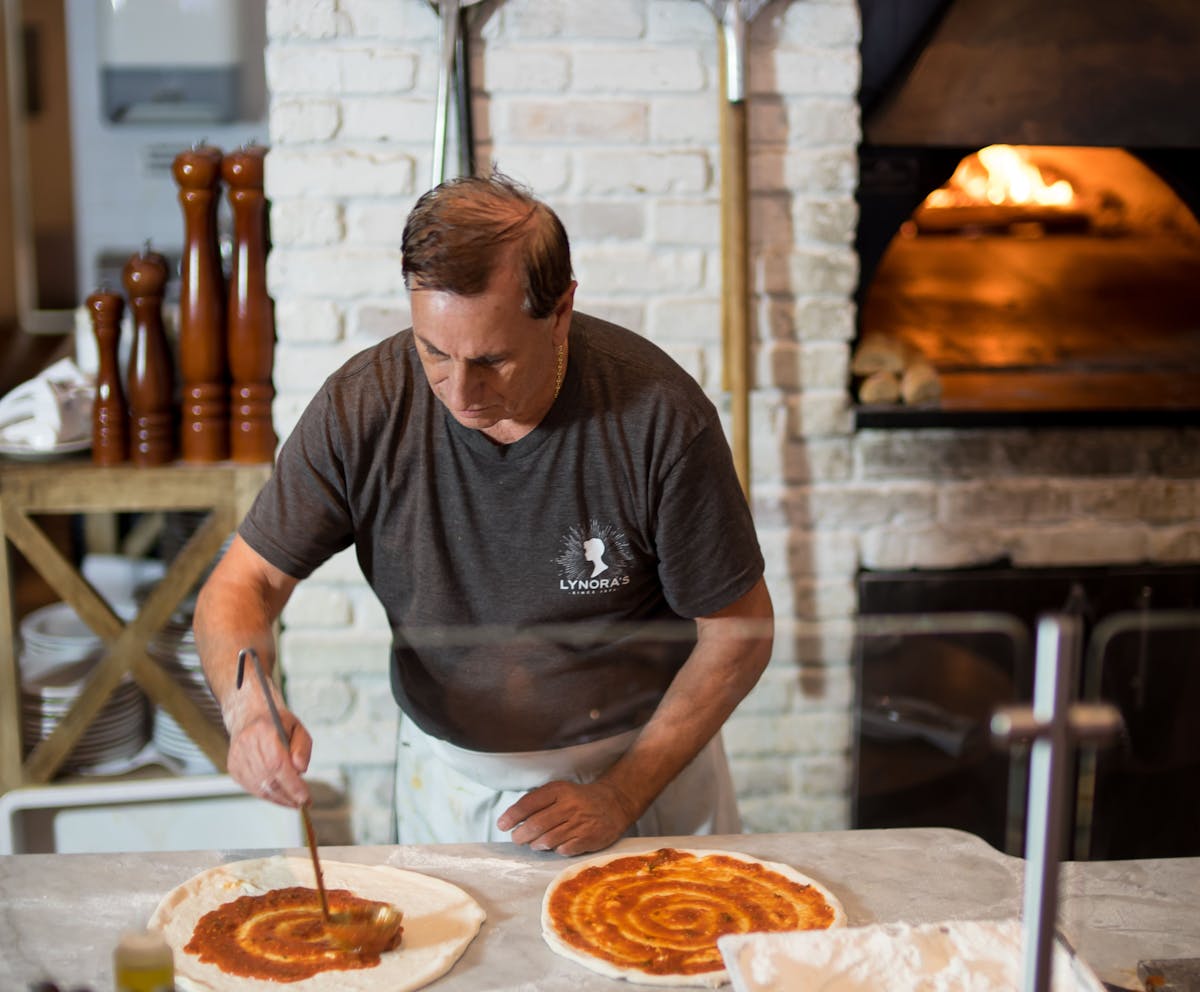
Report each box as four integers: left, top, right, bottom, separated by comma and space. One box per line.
0, 507, 21, 792
8, 505, 236, 782
0, 462, 271, 793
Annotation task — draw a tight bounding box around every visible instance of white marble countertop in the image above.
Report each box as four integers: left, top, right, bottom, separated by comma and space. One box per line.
1, 827, 1197, 991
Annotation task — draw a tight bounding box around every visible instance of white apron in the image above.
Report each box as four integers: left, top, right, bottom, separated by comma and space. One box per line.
393, 716, 741, 845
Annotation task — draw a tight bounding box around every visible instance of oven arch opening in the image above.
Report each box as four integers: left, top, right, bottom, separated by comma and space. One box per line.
853, 146, 1200, 428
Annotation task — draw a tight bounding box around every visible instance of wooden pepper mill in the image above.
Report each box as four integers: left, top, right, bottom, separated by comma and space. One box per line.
87, 288, 128, 465
173, 142, 229, 462
222, 143, 277, 463
123, 246, 176, 466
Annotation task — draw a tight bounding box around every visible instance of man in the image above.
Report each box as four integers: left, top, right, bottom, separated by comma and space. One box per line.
195, 171, 773, 856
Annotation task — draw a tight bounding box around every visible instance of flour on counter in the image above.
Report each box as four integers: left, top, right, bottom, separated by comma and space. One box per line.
387, 850, 547, 882
718, 920, 1107, 992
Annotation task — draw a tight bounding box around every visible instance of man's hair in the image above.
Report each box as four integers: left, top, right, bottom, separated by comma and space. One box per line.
401, 170, 573, 320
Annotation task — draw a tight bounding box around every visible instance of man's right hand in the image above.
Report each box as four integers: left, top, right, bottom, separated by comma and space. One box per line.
224, 692, 313, 809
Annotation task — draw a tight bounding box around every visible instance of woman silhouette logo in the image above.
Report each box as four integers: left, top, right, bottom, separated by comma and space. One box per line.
582, 537, 609, 577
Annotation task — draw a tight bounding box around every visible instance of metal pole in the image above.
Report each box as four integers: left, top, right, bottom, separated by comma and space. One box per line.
430, 0, 460, 187
991, 614, 1123, 992
1021, 615, 1078, 992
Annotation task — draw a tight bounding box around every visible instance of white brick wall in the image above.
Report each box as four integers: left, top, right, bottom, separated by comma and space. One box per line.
263, 0, 864, 842
264, 0, 1200, 845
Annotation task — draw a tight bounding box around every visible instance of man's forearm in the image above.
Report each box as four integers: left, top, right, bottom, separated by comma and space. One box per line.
597, 578, 774, 819
194, 581, 278, 729
193, 536, 296, 729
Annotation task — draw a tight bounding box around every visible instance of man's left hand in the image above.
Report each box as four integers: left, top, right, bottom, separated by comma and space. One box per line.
497, 780, 638, 856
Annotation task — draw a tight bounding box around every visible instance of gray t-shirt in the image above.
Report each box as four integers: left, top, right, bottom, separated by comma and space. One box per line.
240, 312, 764, 752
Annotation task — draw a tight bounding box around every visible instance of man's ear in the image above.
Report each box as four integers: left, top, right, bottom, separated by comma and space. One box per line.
552, 281, 578, 343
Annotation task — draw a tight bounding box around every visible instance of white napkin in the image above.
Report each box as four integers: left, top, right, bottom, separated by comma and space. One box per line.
0, 358, 95, 451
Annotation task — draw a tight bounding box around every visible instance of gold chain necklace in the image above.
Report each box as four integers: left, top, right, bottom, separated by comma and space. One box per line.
553, 344, 565, 399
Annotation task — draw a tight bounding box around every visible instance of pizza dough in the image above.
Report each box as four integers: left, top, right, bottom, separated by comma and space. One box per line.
541, 847, 846, 988
148, 855, 485, 992
716, 920, 1108, 992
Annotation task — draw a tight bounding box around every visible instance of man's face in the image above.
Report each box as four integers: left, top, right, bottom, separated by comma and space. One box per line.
410, 259, 575, 438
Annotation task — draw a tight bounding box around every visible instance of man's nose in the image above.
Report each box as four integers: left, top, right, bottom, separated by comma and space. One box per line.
443, 362, 477, 404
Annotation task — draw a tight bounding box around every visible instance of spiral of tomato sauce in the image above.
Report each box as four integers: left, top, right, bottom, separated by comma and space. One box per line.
184, 886, 402, 982
547, 848, 837, 977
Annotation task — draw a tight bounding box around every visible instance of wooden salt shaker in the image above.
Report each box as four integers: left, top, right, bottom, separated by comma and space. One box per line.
222, 143, 276, 463
123, 247, 176, 466
87, 288, 128, 465
173, 143, 229, 462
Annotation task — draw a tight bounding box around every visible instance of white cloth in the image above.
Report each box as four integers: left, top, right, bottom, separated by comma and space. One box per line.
0, 358, 93, 450
394, 716, 741, 845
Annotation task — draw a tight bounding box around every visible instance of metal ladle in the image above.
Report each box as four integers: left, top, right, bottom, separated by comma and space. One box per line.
236, 648, 403, 955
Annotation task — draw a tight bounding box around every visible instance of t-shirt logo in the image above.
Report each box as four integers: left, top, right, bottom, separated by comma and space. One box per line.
583, 537, 609, 577
557, 521, 633, 593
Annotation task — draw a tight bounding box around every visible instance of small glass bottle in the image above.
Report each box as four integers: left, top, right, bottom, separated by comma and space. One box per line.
113, 929, 174, 992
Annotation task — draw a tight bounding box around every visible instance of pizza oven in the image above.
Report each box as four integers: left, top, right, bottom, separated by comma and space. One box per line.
854, 0, 1200, 427
849, 0, 1200, 862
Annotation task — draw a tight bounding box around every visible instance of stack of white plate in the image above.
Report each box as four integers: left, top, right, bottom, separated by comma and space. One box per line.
148, 611, 226, 774
20, 600, 126, 679
80, 553, 166, 610
18, 602, 149, 773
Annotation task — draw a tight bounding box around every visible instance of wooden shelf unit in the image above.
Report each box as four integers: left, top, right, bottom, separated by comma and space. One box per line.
0, 459, 271, 794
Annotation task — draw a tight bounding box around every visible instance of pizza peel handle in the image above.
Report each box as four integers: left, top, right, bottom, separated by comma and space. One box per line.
235, 648, 403, 955
695, 0, 772, 499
